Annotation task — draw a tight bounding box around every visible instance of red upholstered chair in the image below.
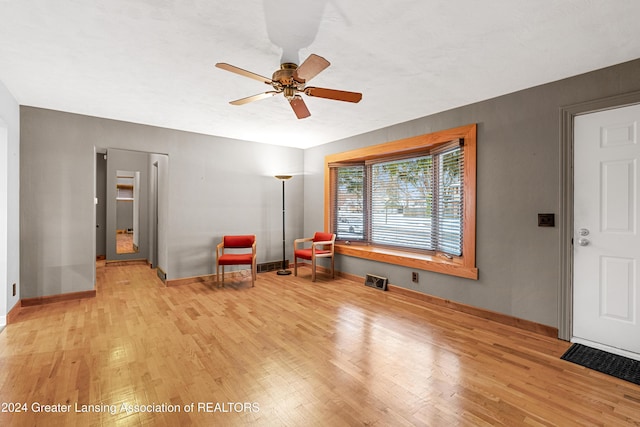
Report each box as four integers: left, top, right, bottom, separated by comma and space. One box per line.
293, 232, 336, 281
215, 235, 257, 287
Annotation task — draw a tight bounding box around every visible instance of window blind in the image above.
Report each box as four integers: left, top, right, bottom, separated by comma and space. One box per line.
433, 146, 464, 256
369, 155, 434, 250
332, 165, 365, 240
330, 140, 464, 256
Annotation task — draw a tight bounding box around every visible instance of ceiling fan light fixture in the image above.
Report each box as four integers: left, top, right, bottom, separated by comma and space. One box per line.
283, 86, 296, 100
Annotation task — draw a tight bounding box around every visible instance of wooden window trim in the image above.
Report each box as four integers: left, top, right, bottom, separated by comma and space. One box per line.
324, 124, 478, 280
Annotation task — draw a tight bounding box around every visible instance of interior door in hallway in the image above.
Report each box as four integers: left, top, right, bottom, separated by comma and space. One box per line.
573, 103, 640, 359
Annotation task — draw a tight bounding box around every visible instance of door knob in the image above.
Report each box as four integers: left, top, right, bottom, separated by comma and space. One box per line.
578, 237, 590, 246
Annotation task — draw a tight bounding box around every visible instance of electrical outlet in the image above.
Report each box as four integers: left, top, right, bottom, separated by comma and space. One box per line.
12, 283, 16, 296
412, 272, 419, 283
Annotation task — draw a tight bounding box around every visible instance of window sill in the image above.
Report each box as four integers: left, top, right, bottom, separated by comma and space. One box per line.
335, 243, 478, 280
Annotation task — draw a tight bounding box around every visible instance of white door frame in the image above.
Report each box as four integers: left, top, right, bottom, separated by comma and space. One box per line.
559, 90, 640, 340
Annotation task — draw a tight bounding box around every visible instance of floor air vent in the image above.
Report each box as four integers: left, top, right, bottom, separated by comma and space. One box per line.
258, 260, 289, 273
365, 274, 388, 291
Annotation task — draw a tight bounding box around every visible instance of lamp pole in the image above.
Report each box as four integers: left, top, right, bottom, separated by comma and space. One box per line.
275, 175, 293, 275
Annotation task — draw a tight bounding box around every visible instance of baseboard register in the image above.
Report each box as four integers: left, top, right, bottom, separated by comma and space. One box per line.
258, 260, 289, 273
365, 274, 388, 291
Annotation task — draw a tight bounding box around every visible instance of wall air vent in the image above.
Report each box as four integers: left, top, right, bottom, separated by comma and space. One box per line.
364, 274, 388, 291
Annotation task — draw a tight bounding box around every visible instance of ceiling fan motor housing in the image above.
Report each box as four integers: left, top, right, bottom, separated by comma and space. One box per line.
272, 63, 306, 99
272, 63, 299, 84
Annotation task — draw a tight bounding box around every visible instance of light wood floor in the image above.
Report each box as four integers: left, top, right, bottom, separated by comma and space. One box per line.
116, 232, 136, 254
1, 263, 639, 426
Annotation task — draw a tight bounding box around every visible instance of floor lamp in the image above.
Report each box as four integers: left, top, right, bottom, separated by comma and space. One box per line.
275, 175, 293, 275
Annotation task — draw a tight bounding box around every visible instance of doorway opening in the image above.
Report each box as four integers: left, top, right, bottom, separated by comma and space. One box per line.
94, 148, 168, 280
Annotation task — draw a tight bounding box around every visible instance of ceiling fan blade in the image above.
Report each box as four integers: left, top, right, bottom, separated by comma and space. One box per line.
289, 96, 311, 119
304, 87, 362, 103
215, 63, 272, 84
294, 54, 330, 83
230, 91, 279, 105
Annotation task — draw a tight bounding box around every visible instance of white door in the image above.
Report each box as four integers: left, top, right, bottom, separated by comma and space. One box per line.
573, 103, 640, 360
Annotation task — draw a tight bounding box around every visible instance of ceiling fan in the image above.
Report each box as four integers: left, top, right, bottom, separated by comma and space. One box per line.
215, 54, 362, 119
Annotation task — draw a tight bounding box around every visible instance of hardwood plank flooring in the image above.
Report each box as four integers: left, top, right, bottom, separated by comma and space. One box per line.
116, 232, 136, 255
1, 263, 639, 426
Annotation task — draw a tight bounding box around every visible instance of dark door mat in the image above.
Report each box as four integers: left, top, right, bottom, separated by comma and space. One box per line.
561, 343, 640, 386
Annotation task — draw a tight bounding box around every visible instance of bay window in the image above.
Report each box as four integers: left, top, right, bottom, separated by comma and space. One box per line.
325, 124, 477, 279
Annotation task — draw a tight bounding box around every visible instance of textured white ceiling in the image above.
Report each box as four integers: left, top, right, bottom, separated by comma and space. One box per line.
1, 1, 640, 149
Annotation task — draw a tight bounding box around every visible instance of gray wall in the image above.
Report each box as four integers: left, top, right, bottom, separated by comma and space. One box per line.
304, 58, 640, 329
0, 79, 20, 322
20, 108, 303, 298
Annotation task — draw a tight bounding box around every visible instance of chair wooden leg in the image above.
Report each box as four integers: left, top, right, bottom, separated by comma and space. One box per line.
312, 257, 316, 282
294, 256, 298, 276
331, 256, 335, 279
221, 266, 225, 287
252, 262, 256, 287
